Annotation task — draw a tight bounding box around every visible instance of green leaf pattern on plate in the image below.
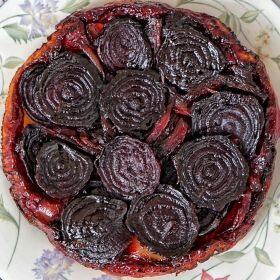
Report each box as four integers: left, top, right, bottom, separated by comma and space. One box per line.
274, 224, 280, 233
216, 251, 245, 263
61, 0, 90, 13
3, 56, 24, 69
177, 0, 195, 6
255, 247, 274, 266
0, 195, 18, 228
219, 11, 241, 34
271, 56, 280, 70
240, 10, 262, 23
2, 23, 29, 43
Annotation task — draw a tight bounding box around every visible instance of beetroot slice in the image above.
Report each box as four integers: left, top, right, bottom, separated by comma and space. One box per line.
196, 206, 228, 236
20, 125, 48, 181
97, 18, 153, 71
157, 14, 225, 91
35, 140, 93, 199
19, 62, 47, 123
192, 92, 265, 158
97, 136, 161, 201
174, 135, 249, 211
20, 52, 103, 128
100, 70, 166, 134
60, 195, 131, 265
126, 185, 199, 257
145, 18, 162, 53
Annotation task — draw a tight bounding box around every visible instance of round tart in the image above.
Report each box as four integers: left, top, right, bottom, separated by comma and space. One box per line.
2, 2, 278, 277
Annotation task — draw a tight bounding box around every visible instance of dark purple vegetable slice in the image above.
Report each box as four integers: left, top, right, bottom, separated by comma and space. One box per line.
19, 62, 48, 123
192, 92, 264, 158
35, 140, 93, 199
97, 136, 160, 201
144, 18, 162, 53
174, 136, 249, 211
97, 18, 152, 71
61, 195, 131, 265
227, 65, 268, 103
81, 180, 113, 197
196, 206, 228, 236
20, 52, 103, 128
100, 70, 166, 134
126, 185, 199, 257
160, 158, 178, 186
157, 16, 225, 91
19, 125, 48, 181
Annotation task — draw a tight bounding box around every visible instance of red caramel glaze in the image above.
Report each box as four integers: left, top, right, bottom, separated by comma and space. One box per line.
2, 2, 278, 277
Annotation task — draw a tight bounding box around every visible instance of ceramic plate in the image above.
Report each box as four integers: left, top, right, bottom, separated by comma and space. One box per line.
0, 0, 280, 279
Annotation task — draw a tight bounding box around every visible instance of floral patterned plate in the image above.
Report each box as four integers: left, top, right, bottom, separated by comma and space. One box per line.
0, 0, 280, 280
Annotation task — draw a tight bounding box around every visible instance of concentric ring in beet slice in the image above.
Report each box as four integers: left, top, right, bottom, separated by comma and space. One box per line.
174, 135, 249, 211
157, 15, 225, 91
126, 185, 199, 257
97, 136, 161, 201
61, 195, 131, 265
192, 92, 265, 158
100, 70, 166, 134
20, 125, 48, 182
19, 62, 48, 123
19, 52, 103, 128
35, 140, 93, 199
97, 18, 153, 71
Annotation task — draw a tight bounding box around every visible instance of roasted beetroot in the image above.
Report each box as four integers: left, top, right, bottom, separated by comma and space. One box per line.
174, 136, 249, 211
100, 70, 166, 134
97, 136, 161, 200
20, 52, 103, 128
97, 18, 153, 71
126, 185, 199, 257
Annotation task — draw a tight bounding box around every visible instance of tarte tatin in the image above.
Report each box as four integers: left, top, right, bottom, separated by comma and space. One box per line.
2, 2, 278, 277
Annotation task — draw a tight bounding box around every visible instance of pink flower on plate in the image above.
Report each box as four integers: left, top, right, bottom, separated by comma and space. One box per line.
201, 269, 230, 280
